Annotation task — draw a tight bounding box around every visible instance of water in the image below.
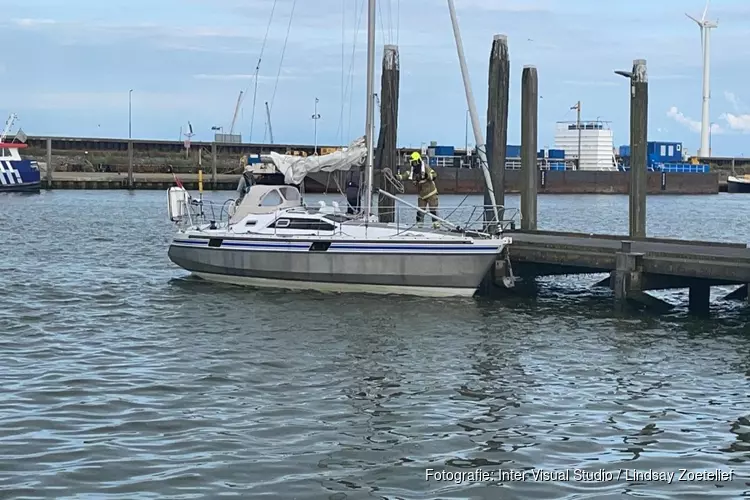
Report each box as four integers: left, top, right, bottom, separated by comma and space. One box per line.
1, 190, 749, 499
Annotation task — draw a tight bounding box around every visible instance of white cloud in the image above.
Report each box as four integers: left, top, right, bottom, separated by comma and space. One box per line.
666, 106, 724, 134
12, 18, 56, 27
720, 112, 750, 133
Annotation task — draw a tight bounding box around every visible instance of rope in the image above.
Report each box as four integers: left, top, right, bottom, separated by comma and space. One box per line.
382, 167, 404, 193
244, 0, 279, 143
268, 0, 297, 117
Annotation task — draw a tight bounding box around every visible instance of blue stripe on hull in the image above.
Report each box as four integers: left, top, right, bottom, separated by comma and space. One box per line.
171, 239, 502, 254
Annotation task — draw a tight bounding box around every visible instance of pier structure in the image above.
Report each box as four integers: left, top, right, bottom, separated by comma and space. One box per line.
488, 52, 750, 314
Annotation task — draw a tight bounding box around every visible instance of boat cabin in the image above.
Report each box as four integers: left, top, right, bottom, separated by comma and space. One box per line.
230, 184, 303, 223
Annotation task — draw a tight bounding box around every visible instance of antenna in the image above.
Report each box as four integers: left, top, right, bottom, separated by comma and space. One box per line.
685, 0, 717, 157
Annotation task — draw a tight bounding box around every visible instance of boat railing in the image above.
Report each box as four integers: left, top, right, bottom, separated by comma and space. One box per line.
172, 193, 237, 229
367, 189, 520, 237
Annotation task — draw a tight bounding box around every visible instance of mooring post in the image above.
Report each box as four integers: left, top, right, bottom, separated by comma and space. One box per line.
612, 240, 643, 310
520, 65, 538, 231
485, 34, 509, 229
127, 140, 134, 189
375, 44, 399, 223
629, 59, 648, 238
211, 142, 217, 190
688, 284, 711, 315
45, 137, 52, 188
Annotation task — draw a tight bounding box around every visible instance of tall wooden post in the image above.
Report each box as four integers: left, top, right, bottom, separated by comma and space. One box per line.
375, 44, 400, 223
629, 59, 648, 238
485, 34, 509, 225
211, 142, 217, 190
127, 140, 134, 189
520, 65, 538, 231
45, 138, 52, 188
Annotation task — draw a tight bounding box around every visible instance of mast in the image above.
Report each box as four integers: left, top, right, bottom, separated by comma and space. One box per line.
363, 0, 376, 221
446, 0, 500, 226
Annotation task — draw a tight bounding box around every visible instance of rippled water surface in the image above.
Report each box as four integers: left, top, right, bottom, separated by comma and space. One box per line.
1, 190, 749, 499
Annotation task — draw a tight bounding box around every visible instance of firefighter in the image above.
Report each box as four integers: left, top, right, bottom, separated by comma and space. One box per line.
397, 152, 440, 228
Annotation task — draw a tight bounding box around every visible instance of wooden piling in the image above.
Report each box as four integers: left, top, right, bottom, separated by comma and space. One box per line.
127, 140, 134, 189
485, 34, 509, 224
520, 65, 538, 231
629, 59, 648, 238
211, 142, 217, 190
375, 44, 399, 223
45, 137, 52, 187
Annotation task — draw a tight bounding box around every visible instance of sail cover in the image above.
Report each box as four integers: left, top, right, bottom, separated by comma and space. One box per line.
266, 136, 367, 185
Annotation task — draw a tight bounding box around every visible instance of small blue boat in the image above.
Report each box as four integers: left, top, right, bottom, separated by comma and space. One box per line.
0, 114, 40, 193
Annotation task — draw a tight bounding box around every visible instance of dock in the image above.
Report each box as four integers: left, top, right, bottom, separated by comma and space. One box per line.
502, 230, 749, 313
478, 54, 749, 314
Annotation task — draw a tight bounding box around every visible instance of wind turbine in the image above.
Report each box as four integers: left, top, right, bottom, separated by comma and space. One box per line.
686, 0, 718, 158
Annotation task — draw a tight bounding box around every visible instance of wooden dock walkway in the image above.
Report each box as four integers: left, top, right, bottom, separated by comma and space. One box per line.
497, 230, 750, 313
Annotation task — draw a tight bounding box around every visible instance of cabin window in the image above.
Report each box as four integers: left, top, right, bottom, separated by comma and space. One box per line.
279, 186, 300, 201
259, 190, 283, 207
269, 218, 335, 231
245, 220, 257, 226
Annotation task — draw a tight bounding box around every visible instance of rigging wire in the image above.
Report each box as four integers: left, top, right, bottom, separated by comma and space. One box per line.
340, 0, 346, 146
342, 0, 365, 143
265, 0, 298, 143
244, 0, 278, 143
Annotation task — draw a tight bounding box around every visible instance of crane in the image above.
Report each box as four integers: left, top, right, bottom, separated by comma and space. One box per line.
265, 101, 274, 144
229, 90, 243, 135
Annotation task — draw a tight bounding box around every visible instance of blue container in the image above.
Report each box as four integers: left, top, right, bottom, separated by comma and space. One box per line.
648, 141, 683, 162
434, 146, 454, 156
548, 149, 565, 159
537, 149, 545, 159
619, 145, 631, 157
506, 145, 521, 158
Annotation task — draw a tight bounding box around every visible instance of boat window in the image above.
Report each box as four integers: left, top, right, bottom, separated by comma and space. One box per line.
245, 220, 257, 226
259, 189, 283, 206
269, 218, 335, 231
279, 187, 300, 201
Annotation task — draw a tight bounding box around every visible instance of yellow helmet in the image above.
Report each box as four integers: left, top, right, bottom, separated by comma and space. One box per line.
410, 152, 421, 162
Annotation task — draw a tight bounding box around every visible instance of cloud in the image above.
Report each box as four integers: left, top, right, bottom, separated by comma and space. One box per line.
11, 18, 56, 27
666, 106, 724, 134
720, 113, 750, 133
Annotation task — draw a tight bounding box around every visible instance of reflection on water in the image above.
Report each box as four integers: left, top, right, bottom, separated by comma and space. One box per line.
0, 190, 748, 498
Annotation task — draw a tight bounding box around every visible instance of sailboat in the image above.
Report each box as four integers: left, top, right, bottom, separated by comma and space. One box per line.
165, 0, 513, 297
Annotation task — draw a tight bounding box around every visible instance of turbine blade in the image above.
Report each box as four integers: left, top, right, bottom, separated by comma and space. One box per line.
702, 0, 709, 22
685, 13, 701, 25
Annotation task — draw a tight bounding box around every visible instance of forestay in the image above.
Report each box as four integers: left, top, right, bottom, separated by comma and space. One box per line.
266, 136, 367, 185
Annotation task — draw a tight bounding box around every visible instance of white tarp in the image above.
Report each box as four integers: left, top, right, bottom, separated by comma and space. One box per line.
267, 136, 367, 185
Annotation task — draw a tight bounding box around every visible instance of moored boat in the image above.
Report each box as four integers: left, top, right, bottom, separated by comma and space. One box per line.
727, 175, 750, 193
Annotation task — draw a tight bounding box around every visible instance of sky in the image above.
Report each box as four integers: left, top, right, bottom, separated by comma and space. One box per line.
2, 0, 750, 156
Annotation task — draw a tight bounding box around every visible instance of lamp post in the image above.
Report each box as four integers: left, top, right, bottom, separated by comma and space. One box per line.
128, 89, 133, 139
312, 97, 321, 155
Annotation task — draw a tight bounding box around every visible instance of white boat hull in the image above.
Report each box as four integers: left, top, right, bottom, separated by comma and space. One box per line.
168, 235, 504, 297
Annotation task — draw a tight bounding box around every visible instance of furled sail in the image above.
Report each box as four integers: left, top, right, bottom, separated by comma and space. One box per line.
266, 136, 367, 185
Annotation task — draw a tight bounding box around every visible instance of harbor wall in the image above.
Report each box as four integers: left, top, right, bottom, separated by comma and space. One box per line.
27, 139, 718, 194
363, 169, 719, 195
